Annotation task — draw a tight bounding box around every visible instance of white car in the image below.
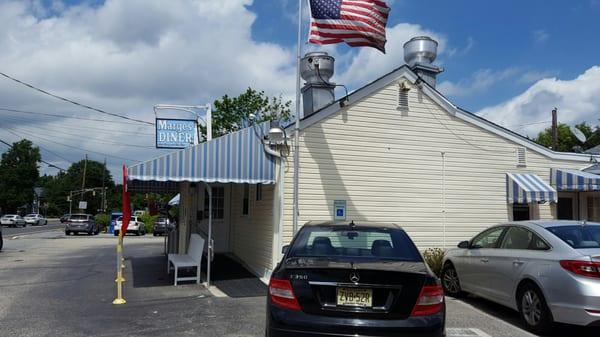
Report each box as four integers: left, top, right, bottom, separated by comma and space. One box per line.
24, 214, 47, 226
1, 214, 26, 227
114, 216, 146, 236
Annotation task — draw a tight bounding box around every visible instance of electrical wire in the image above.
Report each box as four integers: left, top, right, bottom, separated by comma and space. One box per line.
0, 137, 67, 171
0, 71, 155, 126
0, 107, 152, 126
1, 127, 142, 162
0, 114, 155, 137
3, 121, 156, 149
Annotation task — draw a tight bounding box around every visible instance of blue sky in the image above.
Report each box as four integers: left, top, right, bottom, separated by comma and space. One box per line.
1, 0, 599, 176
249, 0, 600, 111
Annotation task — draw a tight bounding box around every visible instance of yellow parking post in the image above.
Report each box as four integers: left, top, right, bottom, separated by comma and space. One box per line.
113, 235, 126, 305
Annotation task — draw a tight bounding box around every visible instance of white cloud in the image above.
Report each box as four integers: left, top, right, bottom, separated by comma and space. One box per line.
438, 68, 520, 97
0, 0, 450, 179
532, 29, 549, 44
0, 0, 296, 177
447, 37, 474, 58
477, 66, 600, 136
331, 23, 447, 88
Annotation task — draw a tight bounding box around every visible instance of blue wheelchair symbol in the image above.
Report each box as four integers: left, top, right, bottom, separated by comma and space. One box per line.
336, 209, 344, 216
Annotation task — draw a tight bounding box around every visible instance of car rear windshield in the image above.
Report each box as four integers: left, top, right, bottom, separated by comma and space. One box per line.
70, 215, 88, 221
546, 225, 600, 249
26, 214, 37, 217
288, 226, 422, 261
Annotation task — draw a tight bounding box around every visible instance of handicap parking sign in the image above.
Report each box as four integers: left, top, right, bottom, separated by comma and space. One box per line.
333, 200, 346, 220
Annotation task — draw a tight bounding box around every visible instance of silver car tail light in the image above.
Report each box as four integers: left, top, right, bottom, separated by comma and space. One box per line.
560, 260, 600, 278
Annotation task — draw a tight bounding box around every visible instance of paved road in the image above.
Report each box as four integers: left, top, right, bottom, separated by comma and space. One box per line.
0, 232, 596, 337
2, 219, 63, 237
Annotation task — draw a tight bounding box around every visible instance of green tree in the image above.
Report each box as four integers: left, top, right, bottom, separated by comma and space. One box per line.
534, 122, 600, 152
40, 159, 115, 216
0, 139, 41, 213
199, 88, 291, 141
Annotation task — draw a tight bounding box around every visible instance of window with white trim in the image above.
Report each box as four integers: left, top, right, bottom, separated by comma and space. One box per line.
204, 187, 224, 220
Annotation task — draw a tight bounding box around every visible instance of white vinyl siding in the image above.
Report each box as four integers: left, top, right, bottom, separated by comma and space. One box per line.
230, 183, 276, 277
283, 79, 586, 249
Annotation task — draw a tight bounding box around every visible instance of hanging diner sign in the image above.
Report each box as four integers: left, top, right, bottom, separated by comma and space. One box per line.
155, 118, 197, 149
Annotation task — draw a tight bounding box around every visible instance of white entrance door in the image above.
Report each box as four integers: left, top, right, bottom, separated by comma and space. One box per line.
198, 185, 231, 253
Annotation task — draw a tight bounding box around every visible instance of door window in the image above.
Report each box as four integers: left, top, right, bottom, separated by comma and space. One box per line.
500, 227, 549, 250
588, 197, 600, 222
471, 227, 506, 249
204, 187, 225, 220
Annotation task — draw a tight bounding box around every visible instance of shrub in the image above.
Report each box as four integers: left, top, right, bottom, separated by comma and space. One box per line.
140, 214, 158, 233
95, 213, 110, 233
422, 248, 445, 278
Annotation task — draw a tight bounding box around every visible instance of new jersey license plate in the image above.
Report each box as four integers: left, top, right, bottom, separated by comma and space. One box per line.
336, 287, 373, 307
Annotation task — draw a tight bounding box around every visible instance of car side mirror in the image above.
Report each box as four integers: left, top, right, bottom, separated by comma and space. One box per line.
282, 245, 290, 254
458, 241, 470, 249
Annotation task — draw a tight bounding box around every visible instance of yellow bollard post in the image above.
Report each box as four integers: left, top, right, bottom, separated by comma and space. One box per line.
113, 236, 126, 305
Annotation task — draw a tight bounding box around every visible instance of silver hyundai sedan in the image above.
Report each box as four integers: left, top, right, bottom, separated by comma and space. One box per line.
442, 220, 600, 333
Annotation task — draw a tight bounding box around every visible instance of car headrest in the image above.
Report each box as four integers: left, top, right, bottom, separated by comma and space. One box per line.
312, 236, 335, 255
371, 240, 394, 257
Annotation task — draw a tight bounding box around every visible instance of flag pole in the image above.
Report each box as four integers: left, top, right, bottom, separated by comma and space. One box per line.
292, 0, 303, 235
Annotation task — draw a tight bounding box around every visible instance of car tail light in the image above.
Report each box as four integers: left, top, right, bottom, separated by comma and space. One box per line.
269, 278, 300, 311
411, 284, 444, 316
560, 260, 600, 278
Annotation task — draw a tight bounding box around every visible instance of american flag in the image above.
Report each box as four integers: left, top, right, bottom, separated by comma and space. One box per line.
308, 0, 390, 53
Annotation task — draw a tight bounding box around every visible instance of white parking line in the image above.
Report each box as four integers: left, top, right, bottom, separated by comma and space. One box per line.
447, 298, 537, 337
447, 328, 492, 337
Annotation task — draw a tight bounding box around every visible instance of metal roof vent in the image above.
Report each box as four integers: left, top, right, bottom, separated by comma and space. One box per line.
403, 36, 444, 88
300, 52, 336, 119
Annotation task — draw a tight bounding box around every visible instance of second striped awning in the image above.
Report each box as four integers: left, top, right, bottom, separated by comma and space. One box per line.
551, 168, 600, 191
506, 173, 557, 204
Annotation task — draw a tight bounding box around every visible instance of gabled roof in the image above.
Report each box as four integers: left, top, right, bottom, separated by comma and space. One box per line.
288, 65, 596, 162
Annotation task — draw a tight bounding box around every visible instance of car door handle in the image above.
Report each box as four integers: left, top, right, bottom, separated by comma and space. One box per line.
480, 258, 489, 263
513, 260, 524, 265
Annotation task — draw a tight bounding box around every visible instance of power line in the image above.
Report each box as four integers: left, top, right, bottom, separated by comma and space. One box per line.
1, 114, 156, 137
0, 71, 155, 126
3, 121, 156, 149
1, 127, 142, 163
0, 137, 67, 171
0, 107, 153, 126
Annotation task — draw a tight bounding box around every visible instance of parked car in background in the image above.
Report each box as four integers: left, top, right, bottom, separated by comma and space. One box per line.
1, 215, 26, 228
442, 220, 600, 333
24, 214, 47, 226
65, 214, 99, 236
266, 221, 445, 337
153, 217, 171, 236
114, 216, 146, 236
133, 210, 146, 217
60, 214, 71, 223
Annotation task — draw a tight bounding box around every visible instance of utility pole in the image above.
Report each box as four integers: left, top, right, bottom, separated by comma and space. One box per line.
101, 158, 106, 213
80, 154, 88, 211
552, 108, 558, 150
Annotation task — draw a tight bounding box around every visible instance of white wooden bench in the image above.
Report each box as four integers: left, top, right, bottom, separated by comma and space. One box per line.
167, 233, 205, 286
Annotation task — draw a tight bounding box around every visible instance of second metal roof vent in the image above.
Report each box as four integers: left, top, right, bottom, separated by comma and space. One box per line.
403, 36, 444, 88
300, 52, 336, 119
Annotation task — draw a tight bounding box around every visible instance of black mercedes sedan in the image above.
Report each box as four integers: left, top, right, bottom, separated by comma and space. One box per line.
266, 221, 445, 337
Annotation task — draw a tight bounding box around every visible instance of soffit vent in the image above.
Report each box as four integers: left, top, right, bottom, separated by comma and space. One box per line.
516, 147, 527, 167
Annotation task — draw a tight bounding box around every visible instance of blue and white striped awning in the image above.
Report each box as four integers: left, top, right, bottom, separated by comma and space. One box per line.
551, 168, 600, 191
128, 122, 276, 184
506, 173, 557, 204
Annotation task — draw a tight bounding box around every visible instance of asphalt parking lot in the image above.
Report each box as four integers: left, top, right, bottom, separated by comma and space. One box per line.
0, 229, 596, 337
